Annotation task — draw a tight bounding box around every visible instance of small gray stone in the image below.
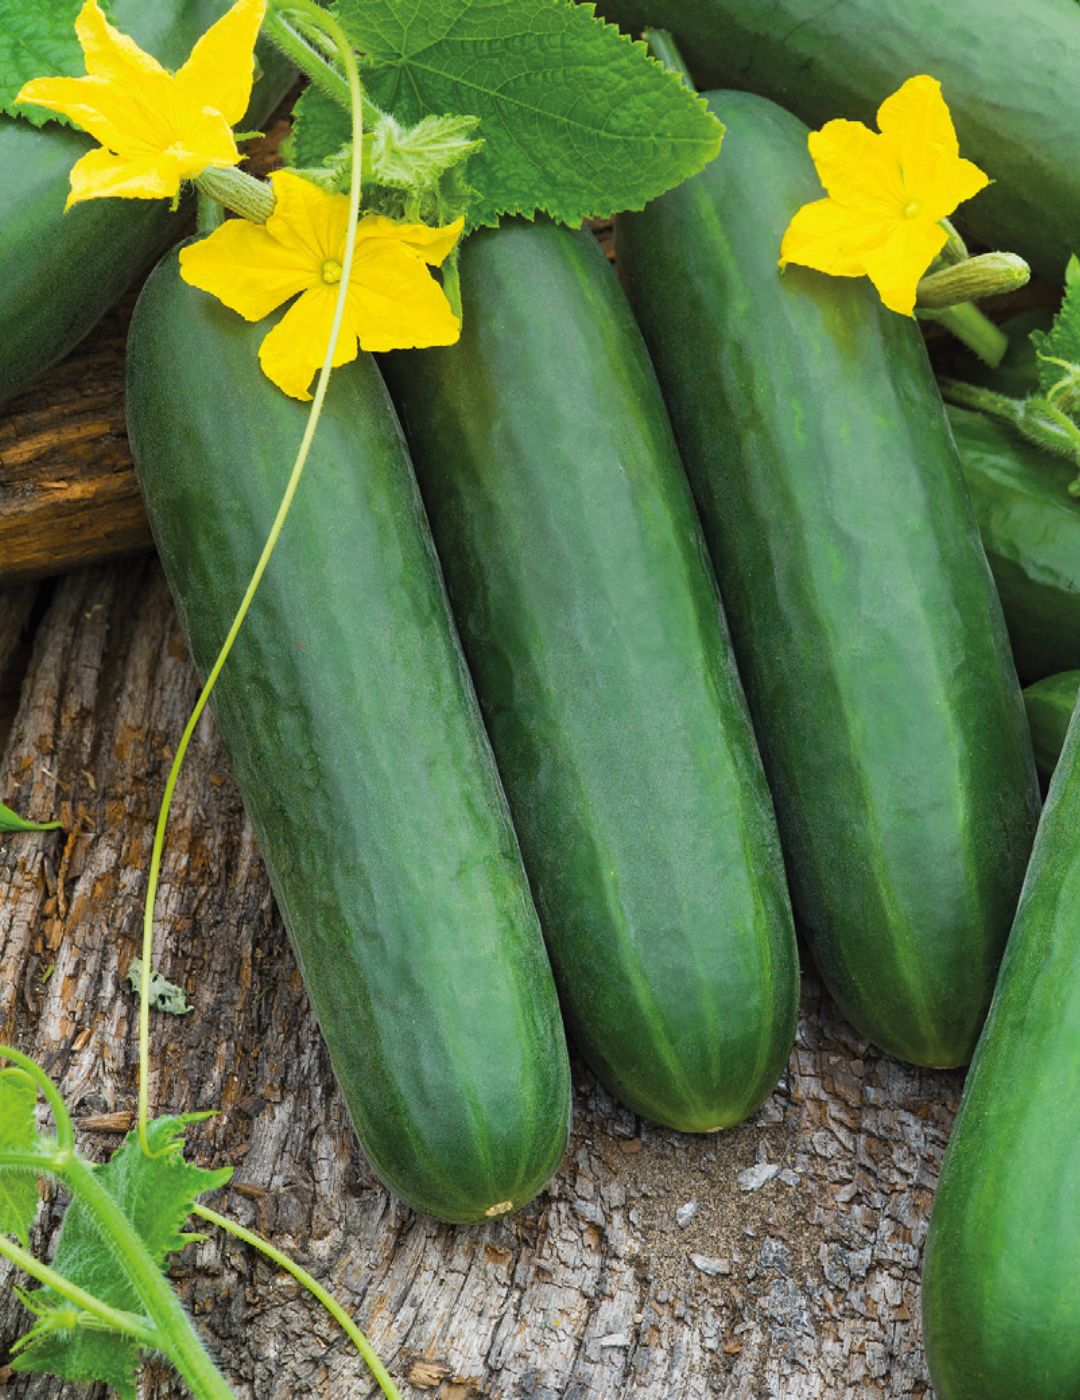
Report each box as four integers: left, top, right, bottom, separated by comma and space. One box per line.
675, 1199, 698, 1228
689, 1253, 732, 1277
736, 1162, 781, 1192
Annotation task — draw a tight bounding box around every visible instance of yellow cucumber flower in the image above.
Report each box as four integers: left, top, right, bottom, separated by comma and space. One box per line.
15, 0, 264, 208
179, 171, 464, 399
779, 75, 989, 316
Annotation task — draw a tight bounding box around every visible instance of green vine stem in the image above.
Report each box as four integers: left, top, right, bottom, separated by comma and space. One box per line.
0, 1046, 74, 1151
921, 301, 1008, 366
263, 1, 383, 129
642, 27, 694, 85
941, 376, 1080, 492
195, 1205, 403, 1400
0, 1050, 233, 1398
0, 1237, 158, 1352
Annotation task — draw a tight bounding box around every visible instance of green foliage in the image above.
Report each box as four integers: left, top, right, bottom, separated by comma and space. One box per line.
0, 0, 87, 125
1032, 255, 1080, 402
0, 1069, 40, 1244
286, 96, 481, 222
126, 957, 193, 1016
0, 800, 61, 832
11, 1116, 231, 1395
290, 0, 723, 228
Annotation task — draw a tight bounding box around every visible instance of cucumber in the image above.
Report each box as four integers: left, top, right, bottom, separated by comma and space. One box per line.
382, 219, 798, 1133
125, 247, 571, 1223
594, 0, 1080, 282
949, 406, 1080, 682
1024, 671, 1080, 780
0, 1, 292, 407
617, 90, 1040, 1068
922, 694, 1080, 1400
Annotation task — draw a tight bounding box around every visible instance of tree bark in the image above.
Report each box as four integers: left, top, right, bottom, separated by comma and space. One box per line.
0, 559, 959, 1399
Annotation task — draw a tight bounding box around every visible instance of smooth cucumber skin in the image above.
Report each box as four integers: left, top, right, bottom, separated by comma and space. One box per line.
922, 697, 1080, 1400
594, 0, 1080, 283
125, 250, 571, 1223
382, 220, 798, 1133
618, 91, 1040, 1068
1024, 671, 1080, 780
0, 1, 292, 407
949, 406, 1080, 682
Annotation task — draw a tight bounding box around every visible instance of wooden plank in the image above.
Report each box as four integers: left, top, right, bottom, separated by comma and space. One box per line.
0, 296, 152, 584
0, 557, 958, 1398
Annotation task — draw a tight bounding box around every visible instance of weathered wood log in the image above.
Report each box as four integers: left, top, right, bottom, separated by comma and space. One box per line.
0, 557, 959, 1398
0, 301, 152, 585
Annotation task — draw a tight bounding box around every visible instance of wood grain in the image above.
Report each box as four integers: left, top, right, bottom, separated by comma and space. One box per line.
0, 558, 960, 1399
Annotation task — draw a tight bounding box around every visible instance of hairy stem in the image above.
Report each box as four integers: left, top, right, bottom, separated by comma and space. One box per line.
0, 1236, 159, 1351
195, 1205, 403, 1399
0, 1047, 74, 1152
922, 301, 1008, 366
643, 27, 695, 86
55, 1155, 234, 1398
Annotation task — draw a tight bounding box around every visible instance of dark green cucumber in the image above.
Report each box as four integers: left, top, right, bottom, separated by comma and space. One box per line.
922, 696, 1080, 1399
949, 405, 1080, 682
618, 91, 1040, 1068
0, 1, 292, 407
125, 248, 571, 1223
1024, 671, 1080, 780
382, 220, 798, 1134
595, 0, 1080, 282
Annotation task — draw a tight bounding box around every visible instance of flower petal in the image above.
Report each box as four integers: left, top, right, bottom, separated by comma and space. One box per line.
355, 214, 465, 267
877, 75, 989, 221
76, 0, 168, 85
180, 217, 315, 321
14, 74, 167, 154
175, 0, 266, 128
347, 241, 461, 352
860, 217, 948, 316
780, 196, 899, 277
66, 147, 183, 206
265, 171, 350, 267
877, 75, 959, 162
808, 118, 904, 212
258, 287, 358, 400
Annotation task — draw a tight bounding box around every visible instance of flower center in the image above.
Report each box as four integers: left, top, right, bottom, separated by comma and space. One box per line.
902, 199, 921, 220
321, 258, 343, 284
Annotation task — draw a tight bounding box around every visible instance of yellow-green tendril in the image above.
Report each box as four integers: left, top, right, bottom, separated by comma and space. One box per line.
195, 1205, 403, 1400
138, 0, 365, 1157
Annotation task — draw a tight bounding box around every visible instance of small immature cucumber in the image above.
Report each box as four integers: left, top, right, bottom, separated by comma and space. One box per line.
125, 248, 571, 1223
922, 693, 1080, 1400
1024, 671, 1080, 780
617, 90, 1040, 1068
383, 220, 799, 1134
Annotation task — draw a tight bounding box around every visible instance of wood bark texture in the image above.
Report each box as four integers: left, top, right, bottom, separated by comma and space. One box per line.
0, 558, 961, 1399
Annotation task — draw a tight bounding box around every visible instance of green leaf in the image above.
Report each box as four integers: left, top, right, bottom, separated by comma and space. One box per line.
0, 1070, 40, 1245
0, 0, 86, 126
126, 958, 193, 1016
11, 1115, 231, 1395
0, 801, 61, 833
1032, 254, 1080, 401
311, 0, 723, 228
